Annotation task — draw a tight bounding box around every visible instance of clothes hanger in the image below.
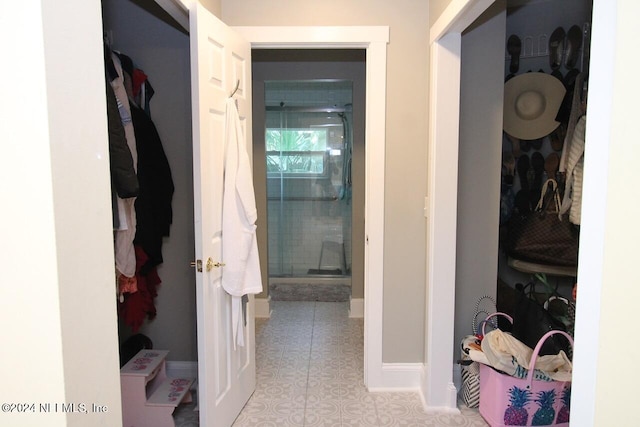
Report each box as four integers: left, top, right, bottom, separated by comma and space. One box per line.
229, 80, 240, 98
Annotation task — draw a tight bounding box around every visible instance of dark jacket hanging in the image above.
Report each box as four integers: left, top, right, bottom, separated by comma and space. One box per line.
131, 103, 174, 273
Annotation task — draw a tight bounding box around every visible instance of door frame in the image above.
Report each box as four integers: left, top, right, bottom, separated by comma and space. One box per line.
234, 25, 389, 389
425, 0, 497, 409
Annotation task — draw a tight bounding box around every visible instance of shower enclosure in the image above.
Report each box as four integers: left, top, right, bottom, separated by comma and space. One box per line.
265, 80, 353, 287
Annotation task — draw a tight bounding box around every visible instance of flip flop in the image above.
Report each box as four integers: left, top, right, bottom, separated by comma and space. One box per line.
550, 124, 566, 151
531, 152, 545, 191
507, 35, 522, 74
563, 68, 580, 89
565, 25, 583, 69
545, 153, 560, 181
530, 138, 543, 150
549, 27, 566, 71
551, 69, 564, 82
506, 133, 521, 157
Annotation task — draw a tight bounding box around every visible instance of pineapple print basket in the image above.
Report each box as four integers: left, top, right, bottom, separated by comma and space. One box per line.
479, 330, 573, 427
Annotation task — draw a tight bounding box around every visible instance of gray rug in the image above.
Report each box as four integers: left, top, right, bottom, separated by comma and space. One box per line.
269, 283, 351, 302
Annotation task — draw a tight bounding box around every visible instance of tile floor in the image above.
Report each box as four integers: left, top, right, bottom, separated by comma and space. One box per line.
176, 300, 489, 426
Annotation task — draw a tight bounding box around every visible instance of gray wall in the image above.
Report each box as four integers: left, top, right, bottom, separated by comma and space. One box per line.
102, 0, 196, 361
223, 0, 430, 363
455, 1, 506, 359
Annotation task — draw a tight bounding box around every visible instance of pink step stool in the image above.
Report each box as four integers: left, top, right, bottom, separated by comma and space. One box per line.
120, 349, 195, 427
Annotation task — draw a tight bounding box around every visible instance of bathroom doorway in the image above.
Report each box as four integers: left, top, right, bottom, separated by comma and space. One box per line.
252, 49, 366, 304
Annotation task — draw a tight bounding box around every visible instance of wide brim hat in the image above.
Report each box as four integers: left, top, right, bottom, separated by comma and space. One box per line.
503, 72, 566, 140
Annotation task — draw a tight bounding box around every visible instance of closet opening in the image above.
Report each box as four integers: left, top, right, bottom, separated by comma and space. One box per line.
453, 0, 592, 413
101, 0, 197, 367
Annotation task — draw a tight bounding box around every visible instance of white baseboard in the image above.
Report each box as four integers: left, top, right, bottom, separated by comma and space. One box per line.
367, 363, 423, 392
255, 297, 271, 318
452, 363, 461, 392
419, 364, 460, 414
349, 297, 364, 318
166, 361, 198, 380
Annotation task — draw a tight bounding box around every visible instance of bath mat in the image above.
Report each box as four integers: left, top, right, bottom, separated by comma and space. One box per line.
269, 283, 351, 302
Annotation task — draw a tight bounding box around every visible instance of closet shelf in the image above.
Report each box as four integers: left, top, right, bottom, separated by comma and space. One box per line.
507, 257, 577, 278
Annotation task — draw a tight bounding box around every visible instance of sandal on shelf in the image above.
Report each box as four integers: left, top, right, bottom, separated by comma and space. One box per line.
549, 27, 566, 71
550, 124, 566, 152
531, 151, 545, 191
506, 133, 521, 157
565, 25, 583, 70
507, 34, 522, 74
545, 152, 560, 181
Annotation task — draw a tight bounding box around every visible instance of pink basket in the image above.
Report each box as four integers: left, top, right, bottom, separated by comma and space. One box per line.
479, 328, 573, 427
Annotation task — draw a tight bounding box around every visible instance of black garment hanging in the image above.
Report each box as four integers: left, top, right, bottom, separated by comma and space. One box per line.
131, 103, 174, 273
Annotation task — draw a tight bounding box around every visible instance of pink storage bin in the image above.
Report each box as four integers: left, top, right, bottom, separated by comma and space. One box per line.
479, 329, 573, 427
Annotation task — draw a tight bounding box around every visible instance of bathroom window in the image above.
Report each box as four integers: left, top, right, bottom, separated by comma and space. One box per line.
266, 128, 328, 177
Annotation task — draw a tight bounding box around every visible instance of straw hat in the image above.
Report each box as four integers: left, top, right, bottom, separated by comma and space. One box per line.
503, 72, 566, 140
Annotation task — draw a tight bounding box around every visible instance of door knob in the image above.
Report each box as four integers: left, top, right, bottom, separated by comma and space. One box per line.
191, 258, 224, 272
206, 258, 225, 271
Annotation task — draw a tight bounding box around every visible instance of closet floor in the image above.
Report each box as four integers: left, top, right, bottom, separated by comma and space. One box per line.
174, 301, 488, 427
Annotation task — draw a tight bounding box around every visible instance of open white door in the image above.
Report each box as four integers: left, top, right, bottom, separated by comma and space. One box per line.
190, 3, 255, 426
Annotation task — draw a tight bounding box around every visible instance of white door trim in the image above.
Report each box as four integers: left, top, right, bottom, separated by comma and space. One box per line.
234, 25, 389, 389
424, 0, 495, 411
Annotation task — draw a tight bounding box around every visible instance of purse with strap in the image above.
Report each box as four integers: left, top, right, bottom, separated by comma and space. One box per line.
506, 179, 580, 267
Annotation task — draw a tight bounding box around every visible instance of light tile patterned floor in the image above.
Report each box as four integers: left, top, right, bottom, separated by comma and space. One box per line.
175, 300, 489, 426
232, 301, 488, 427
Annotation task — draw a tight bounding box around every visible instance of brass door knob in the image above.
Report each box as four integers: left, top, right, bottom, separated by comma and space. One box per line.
191, 259, 224, 272
206, 258, 225, 271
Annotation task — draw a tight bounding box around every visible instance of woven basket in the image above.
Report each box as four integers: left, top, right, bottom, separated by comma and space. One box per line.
479, 330, 573, 427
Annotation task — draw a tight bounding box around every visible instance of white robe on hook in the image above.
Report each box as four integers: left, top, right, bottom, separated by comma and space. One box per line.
222, 97, 262, 348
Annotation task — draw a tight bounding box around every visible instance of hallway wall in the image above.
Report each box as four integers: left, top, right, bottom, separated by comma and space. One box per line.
223, 0, 429, 363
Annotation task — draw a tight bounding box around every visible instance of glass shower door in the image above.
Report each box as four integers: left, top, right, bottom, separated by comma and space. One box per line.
265, 80, 353, 280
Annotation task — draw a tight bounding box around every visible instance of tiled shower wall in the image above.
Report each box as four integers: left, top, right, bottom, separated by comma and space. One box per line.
264, 80, 352, 109
265, 81, 352, 276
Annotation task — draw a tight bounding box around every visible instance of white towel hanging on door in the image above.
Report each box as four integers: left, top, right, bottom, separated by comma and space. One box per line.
221, 97, 263, 348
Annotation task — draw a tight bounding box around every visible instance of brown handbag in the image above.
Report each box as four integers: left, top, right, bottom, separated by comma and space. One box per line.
506, 179, 580, 267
